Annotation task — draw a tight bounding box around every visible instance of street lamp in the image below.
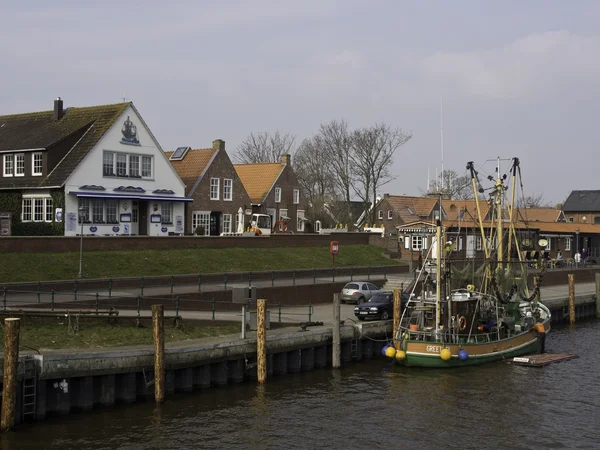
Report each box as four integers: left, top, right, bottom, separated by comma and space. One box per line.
575, 228, 580, 266
78, 205, 88, 278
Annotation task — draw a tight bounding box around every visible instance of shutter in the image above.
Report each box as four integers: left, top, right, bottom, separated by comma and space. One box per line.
423, 236, 428, 250
404, 236, 410, 249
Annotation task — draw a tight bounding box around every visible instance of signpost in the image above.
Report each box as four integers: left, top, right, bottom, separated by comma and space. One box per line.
330, 241, 339, 266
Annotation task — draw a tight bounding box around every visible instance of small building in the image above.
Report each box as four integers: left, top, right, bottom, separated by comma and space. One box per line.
0, 98, 189, 236
234, 154, 308, 233
166, 140, 251, 235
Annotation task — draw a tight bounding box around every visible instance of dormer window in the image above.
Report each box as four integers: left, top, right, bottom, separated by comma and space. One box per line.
3, 154, 14, 177
32, 152, 43, 176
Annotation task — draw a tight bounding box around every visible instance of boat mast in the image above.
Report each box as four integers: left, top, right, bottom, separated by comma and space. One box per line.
506, 158, 519, 271
435, 218, 442, 332
467, 162, 489, 259
496, 157, 503, 269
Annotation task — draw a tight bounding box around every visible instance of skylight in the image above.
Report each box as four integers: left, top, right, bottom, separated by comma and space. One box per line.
170, 146, 190, 161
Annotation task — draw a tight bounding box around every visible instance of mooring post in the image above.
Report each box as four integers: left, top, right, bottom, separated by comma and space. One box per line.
257, 299, 267, 384
393, 289, 401, 350
1, 318, 20, 431
332, 293, 341, 369
152, 304, 165, 404
568, 273, 575, 325
596, 273, 600, 319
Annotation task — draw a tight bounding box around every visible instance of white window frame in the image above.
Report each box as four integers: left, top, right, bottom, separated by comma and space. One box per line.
3, 154, 14, 177
192, 211, 210, 235
223, 179, 232, 201
378, 210, 383, 220
293, 189, 299, 204
15, 153, 25, 177
568, 217, 574, 223
103, 150, 153, 179
22, 196, 53, 223
103, 151, 115, 176
297, 210, 305, 232
141, 155, 153, 179
565, 237, 571, 252
129, 154, 140, 177
161, 202, 172, 224
210, 178, 220, 200
32, 152, 43, 176
116, 152, 128, 177
106, 200, 118, 223
411, 235, 423, 251
387, 210, 393, 220
279, 208, 288, 231
274, 187, 281, 203
476, 236, 482, 251
543, 236, 551, 251
222, 213, 232, 233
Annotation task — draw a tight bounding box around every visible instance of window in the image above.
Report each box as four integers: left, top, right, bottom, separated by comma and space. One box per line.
106, 200, 118, 223
223, 179, 232, 201
297, 210, 305, 232
92, 199, 104, 223
116, 153, 127, 176
222, 214, 232, 233
3, 154, 14, 177
45, 198, 53, 222
476, 236, 482, 251
387, 210, 393, 220
411, 235, 428, 251
15, 154, 24, 176
543, 237, 551, 251
33, 199, 44, 221
103, 152, 115, 176
275, 187, 281, 203
210, 178, 220, 200
129, 155, 140, 177
378, 210, 383, 220
22, 198, 32, 221
79, 198, 90, 223
565, 238, 571, 252
568, 217, 574, 222
161, 202, 172, 224
32, 153, 43, 176
293, 189, 299, 204
192, 211, 210, 235
141, 156, 153, 178
279, 208, 288, 231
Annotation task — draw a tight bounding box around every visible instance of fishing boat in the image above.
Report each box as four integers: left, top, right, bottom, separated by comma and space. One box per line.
389, 157, 551, 368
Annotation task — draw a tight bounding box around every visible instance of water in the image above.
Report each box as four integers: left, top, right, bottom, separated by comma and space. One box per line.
3, 322, 600, 450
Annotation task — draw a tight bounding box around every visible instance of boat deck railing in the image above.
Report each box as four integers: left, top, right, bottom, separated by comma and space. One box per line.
397, 325, 503, 344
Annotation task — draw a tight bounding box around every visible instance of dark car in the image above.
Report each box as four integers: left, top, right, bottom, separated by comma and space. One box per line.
353, 291, 409, 321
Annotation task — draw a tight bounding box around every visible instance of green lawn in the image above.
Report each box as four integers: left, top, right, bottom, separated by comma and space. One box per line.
3, 318, 241, 350
0, 245, 401, 283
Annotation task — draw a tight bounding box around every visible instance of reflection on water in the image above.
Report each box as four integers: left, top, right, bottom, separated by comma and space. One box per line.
4, 322, 600, 449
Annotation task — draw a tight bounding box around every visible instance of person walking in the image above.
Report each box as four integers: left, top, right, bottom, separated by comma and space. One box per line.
582, 248, 588, 267
556, 250, 564, 268
575, 251, 581, 267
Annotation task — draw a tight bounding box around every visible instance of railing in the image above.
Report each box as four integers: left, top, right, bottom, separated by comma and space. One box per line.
0, 265, 405, 297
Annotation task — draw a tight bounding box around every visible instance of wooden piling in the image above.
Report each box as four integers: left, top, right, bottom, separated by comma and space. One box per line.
393, 289, 401, 350
152, 304, 165, 404
332, 293, 341, 369
257, 299, 267, 384
596, 273, 600, 319
568, 273, 575, 325
1, 318, 20, 431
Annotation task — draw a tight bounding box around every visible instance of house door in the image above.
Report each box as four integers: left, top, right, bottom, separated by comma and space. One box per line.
139, 201, 148, 236
466, 235, 475, 258
210, 211, 220, 236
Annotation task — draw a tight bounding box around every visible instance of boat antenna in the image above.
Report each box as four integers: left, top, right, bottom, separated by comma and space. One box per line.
440, 97, 444, 191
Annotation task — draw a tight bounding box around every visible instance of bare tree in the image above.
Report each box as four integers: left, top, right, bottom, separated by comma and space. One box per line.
517, 193, 549, 208
235, 131, 296, 163
350, 123, 412, 224
317, 120, 353, 203
423, 169, 474, 199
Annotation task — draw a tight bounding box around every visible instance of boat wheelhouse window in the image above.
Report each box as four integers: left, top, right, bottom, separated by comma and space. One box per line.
256, 215, 270, 229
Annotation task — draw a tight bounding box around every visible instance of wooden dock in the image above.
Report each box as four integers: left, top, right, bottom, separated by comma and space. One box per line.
505, 353, 578, 367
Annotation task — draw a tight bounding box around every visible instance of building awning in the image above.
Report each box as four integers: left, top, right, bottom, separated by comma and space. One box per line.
69, 191, 193, 202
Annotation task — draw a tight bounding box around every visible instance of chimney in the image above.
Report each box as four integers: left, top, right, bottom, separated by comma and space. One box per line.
556, 203, 563, 210
212, 139, 225, 151
53, 97, 64, 121
281, 153, 291, 166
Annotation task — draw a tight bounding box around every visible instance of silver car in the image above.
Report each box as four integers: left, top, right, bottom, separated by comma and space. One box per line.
340, 281, 381, 304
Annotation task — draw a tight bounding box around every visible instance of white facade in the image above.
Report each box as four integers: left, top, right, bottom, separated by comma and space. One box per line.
63, 104, 188, 236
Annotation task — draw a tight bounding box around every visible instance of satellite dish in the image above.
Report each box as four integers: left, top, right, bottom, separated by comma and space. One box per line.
538, 238, 548, 247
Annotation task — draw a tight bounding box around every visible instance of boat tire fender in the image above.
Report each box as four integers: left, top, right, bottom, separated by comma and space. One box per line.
458, 315, 467, 331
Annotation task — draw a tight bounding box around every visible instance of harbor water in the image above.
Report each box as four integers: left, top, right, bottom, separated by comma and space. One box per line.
3, 321, 599, 450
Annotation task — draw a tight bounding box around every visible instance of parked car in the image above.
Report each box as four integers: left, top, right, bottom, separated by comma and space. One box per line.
340, 281, 381, 304
354, 291, 409, 321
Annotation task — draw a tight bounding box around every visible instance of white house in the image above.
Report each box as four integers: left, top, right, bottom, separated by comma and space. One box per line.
0, 98, 190, 236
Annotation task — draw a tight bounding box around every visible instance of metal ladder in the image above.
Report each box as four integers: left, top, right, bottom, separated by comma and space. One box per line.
22, 358, 37, 420
350, 329, 359, 360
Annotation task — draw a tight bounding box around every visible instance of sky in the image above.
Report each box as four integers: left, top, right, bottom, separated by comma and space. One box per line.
1, 0, 599, 205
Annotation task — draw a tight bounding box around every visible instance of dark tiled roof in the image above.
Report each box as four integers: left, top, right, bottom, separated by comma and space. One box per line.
562, 190, 600, 212
0, 102, 129, 188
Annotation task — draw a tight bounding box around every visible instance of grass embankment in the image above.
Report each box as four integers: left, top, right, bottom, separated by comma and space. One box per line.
1, 244, 401, 283
2, 318, 241, 350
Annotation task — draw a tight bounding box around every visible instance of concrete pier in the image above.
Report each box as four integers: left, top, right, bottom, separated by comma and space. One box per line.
362, 339, 374, 360
314, 346, 327, 368
116, 373, 137, 403
287, 350, 301, 373
165, 371, 175, 395
227, 360, 244, 384
273, 352, 288, 376
300, 348, 315, 371
175, 368, 194, 393
94, 374, 116, 407
193, 365, 211, 389
72, 376, 94, 411
210, 361, 228, 387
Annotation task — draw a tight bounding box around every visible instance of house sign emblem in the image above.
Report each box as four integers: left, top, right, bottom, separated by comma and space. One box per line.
120, 116, 140, 146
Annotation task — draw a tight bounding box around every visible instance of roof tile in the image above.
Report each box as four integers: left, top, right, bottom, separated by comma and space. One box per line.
234, 163, 284, 203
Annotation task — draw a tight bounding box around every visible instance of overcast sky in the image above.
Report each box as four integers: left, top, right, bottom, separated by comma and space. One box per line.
2, 1, 599, 205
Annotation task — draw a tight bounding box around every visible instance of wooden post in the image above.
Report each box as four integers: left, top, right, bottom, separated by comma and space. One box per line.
393, 289, 401, 350
332, 293, 341, 369
568, 273, 575, 325
257, 299, 267, 384
596, 273, 600, 319
152, 305, 165, 404
1, 318, 20, 431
